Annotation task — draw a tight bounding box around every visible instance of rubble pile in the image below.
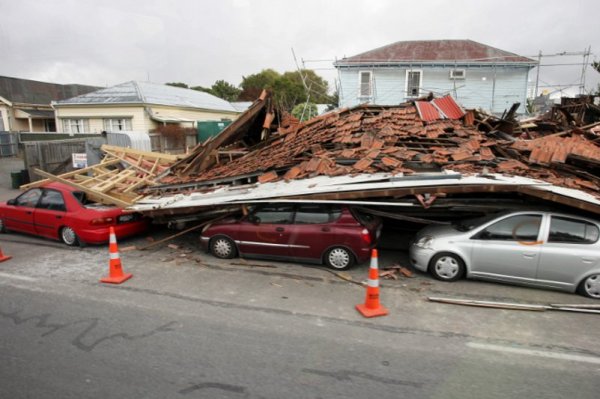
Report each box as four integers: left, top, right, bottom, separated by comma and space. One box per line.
159, 94, 600, 198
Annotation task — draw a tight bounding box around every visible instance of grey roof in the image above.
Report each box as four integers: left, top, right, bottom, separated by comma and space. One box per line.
230, 101, 253, 112
55, 81, 238, 113
0, 75, 100, 105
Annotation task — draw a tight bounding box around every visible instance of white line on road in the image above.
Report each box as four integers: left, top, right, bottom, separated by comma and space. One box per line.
0, 272, 36, 282
467, 342, 600, 365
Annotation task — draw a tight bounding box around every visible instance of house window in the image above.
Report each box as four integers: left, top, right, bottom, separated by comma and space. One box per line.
358, 71, 372, 98
44, 119, 56, 132
405, 70, 422, 98
103, 118, 132, 132
449, 69, 466, 79
62, 119, 89, 133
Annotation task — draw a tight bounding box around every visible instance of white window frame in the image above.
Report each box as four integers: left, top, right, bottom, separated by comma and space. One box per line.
405, 69, 423, 98
449, 69, 466, 80
103, 118, 132, 132
358, 70, 373, 98
62, 118, 89, 134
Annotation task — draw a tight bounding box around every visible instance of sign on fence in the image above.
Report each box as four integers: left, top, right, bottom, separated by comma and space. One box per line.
72, 153, 88, 168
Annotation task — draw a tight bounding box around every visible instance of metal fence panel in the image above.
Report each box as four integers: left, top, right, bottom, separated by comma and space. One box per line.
0, 131, 18, 157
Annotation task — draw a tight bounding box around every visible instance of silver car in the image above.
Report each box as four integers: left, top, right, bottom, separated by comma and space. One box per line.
409, 211, 600, 298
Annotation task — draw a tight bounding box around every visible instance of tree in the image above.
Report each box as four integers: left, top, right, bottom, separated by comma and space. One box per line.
191, 80, 241, 102
165, 82, 189, 89
291, 102, 318, 122
239, 69, 281, 101
239, 68, 333, 112
593, 61, 600, 95
209, 80, 241, 102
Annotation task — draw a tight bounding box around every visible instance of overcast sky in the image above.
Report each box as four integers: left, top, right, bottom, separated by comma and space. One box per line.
1, 0, 599, 97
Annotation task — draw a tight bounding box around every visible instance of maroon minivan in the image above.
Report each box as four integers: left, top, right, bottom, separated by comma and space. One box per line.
200, 204, 381, 269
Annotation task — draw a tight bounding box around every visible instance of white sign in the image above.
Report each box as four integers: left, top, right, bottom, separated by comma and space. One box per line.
72, 153, 87, 169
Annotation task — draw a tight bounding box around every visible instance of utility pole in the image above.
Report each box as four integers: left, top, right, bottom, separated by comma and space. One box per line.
580, 45, 591, 95
534, 50, 542, 97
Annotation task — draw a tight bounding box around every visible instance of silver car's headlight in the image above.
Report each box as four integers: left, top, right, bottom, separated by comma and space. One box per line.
415, 235, 433, 249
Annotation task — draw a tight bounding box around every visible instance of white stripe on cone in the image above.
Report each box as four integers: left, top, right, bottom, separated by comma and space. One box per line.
367, 279, 379, 287
109, 252, 120, 260
109, 234, 117, 244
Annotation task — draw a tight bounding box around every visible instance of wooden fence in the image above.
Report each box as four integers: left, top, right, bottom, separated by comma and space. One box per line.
22, 137, 106, 182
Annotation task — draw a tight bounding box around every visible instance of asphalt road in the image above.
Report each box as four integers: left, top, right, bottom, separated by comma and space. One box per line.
1, 231, 599, 399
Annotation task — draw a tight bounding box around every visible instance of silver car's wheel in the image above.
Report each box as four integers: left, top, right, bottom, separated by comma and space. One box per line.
60, 226, 79, 246
210, 236, 237, 259
430, 253, 465, 282
579, 274, 600, 299
325, 247, 354, 270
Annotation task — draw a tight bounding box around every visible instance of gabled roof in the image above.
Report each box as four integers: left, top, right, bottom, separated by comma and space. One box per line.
55, 81, 238, 113
0, 76, 100, 105
335, 40, 536, 66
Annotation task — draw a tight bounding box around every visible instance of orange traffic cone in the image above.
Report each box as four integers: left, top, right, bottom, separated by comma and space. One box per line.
0, 246, 12, 262
356, 249, 388, 318
100, 227, 132, 284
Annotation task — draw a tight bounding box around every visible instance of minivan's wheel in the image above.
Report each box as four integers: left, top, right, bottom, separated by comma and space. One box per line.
325, 247, 355, 270
578, 274, 600, 299
429, 253, 465, 282
210, 236, 237, 259
60, 226, 80, 246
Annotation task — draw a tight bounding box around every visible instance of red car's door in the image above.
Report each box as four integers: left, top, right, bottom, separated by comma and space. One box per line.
3, 188, 42, 234
288, 204, 339, 260
236, 204, 294, 257
33, 189, 68, 239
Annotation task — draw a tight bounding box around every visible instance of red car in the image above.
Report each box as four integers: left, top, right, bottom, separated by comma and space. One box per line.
200, 204, 382, 270
0, 182, 149, 246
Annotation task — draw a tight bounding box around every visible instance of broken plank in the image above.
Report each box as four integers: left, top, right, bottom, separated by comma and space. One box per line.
33, 168, 132, 208
427, 297, 548, 311
20, 158, 122, 190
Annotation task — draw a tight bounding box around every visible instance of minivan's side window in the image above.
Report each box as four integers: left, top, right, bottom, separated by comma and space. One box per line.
253, 204, 294, 224
15, 188, 42, 208
549, 216, 599, 244
475, 215, 542, 241
38, 190, 67, 212
294, 205, 331, 224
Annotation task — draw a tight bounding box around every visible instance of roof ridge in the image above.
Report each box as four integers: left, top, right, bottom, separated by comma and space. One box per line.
131, 81, 146, 103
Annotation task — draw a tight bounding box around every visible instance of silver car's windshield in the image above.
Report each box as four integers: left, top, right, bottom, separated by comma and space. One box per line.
452, 213, 503, 232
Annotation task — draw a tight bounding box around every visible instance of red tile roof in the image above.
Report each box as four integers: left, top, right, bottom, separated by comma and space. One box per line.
432, 95, 465, 119
337, 40, 535, 65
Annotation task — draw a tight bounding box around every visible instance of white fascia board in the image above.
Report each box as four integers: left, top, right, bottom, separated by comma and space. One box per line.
129, 172, 576, 212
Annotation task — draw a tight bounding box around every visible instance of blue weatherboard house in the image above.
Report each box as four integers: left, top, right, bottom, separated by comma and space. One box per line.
334, 40, 537, 114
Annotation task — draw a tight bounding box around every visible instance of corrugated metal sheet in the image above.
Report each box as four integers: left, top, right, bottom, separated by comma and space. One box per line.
432, 96, 465, 119
415, 101, 440, 122
336, 40, 536, 65
106, 131, 152, 152
56, 81, 238, 113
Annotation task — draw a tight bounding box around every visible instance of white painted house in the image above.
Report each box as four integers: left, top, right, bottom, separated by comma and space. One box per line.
334, 40, 537, 114
52, 81, 239, 134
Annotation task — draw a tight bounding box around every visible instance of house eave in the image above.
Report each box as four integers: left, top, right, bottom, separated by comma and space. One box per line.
334, 61, 538, 69
53, 101, 240, 115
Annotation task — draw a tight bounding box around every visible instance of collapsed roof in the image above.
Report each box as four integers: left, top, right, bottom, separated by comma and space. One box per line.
130, 92, 600, 219
30, 90, 600, 220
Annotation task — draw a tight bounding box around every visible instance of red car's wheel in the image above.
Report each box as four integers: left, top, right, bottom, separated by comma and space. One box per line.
325, 247, 355, 270
210, 236, 237, 259
60, 226, 80, 246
